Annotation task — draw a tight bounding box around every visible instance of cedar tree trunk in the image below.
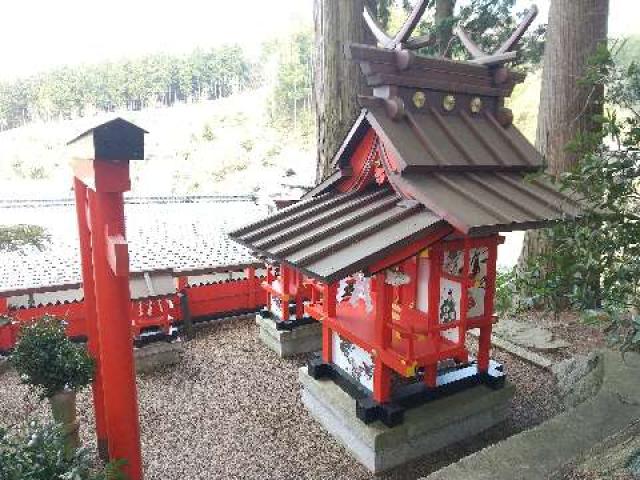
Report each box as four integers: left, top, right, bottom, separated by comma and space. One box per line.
313, 0, 375, 182
519, 0, 609, 266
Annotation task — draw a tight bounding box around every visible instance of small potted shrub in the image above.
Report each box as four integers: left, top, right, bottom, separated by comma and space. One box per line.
10, 315, 95, 454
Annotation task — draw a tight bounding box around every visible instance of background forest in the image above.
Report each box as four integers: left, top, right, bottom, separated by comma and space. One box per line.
0, 1, 637, 198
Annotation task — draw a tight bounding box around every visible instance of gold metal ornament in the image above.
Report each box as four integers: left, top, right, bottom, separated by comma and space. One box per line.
470, 97, 483, 113
443, 95, 456, 111
412, 91, 426, 109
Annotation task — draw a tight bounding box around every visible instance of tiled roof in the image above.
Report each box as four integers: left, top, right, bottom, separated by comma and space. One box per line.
0, 197, 268, 296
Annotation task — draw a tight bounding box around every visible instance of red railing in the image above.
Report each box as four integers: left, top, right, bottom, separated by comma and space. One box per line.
0, 274, 267, 352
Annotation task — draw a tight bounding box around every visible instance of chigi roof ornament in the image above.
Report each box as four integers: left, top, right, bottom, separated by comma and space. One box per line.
364, 0, 538, 67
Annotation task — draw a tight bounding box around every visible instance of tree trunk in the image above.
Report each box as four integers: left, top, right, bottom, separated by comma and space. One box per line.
49, 390, 80, 458
519, 0, 609, 266
435, 0, 455, 57
313, 0, 375, 182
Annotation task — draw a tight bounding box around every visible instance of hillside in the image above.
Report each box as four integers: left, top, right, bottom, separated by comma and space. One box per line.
0, 88, 316, 199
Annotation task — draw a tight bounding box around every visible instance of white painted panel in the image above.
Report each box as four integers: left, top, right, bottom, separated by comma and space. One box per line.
468, 287, 486, 318
439, 278, 461, 343
331, 332, 374, 391
9, 288, 84, 308
416, 257, 430, 313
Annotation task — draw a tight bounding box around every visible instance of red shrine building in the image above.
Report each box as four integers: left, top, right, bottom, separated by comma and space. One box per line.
230, 5, 585, 426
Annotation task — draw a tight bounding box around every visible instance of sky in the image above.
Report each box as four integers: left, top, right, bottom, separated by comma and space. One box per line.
0, 0, 636, 80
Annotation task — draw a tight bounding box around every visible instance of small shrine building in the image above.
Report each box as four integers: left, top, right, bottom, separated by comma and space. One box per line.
230, 4, 585, 427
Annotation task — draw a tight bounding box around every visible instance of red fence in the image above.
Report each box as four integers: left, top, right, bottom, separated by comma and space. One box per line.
0, 273, 267, 352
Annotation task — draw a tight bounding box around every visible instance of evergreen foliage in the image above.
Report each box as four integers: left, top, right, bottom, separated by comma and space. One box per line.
0, 45, 252, 131
0, 225, 50, 252
515, 47, 640, 352
0, 422, 125, 480
11, 316, 95, 399
266, 28, 314, 136
379, 0, 545, 68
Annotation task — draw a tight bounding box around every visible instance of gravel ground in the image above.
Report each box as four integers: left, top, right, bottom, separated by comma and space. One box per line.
0, 317, 563, 480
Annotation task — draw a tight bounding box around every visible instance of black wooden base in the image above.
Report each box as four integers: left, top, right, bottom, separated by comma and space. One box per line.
307, 354, 506, 428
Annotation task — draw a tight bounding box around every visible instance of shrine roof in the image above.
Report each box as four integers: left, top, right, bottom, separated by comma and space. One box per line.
347, 100, 543, 172
395, 171, 584, 235
0, 196, 266, 297
228, 188, 449, 283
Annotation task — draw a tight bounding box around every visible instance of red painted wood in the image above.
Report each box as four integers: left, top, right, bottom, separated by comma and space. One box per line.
373, 272, 392, 403
177, 276, 188, 291
245, 267, 256, 308
73, 179, 108, 454
106, 234, 129, 277
71, 158, 131, 193
0, 322, 17, 352
322, 283, 337, 363
459, 238, 470, 348
336, 129, 377, 192
88, 189, 142, 480
478, 236, 499, 372
367, 225, 453, 274
280, 264, 290, 321
2, 275, 267, 355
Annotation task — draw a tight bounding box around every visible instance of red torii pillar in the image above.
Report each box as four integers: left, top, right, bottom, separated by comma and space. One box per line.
69, 118, 148, 480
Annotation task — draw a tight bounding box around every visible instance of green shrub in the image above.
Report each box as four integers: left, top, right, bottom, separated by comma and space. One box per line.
11, 315, 94, 399
0, 422, 125, 480
495, 269, 517, 315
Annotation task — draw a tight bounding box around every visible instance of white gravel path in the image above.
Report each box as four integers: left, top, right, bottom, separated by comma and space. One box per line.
0, 317, 562, 479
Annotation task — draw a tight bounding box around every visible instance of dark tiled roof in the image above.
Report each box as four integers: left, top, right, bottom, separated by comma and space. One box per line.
0, 197, 267, 296
229, 188, 447, 282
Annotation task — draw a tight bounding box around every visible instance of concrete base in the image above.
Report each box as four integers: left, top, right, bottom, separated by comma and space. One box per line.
299, 367, 515, 474
134, 341, 184, 373
257, 314, 321, 357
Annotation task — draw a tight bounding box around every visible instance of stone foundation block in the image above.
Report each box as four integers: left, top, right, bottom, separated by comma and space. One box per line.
299, 367, 514, 474
134, 341, 184, 373
257, 314, 321, 357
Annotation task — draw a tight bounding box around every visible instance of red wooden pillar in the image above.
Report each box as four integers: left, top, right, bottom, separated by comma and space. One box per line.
73, 178, 108, 460
0, 296, 7, 315
177, 276, 188, 291
373, 272, 392, 403
294, 270, 304, 319
280, 264, 290, 321
266, 265, 273, 310
245, 267, 256, 309
424, 246, 442, 388
69, 118, 147, 480
459, 238, 470, 348
321, 283, 337, 363
478, 236, 499, 373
